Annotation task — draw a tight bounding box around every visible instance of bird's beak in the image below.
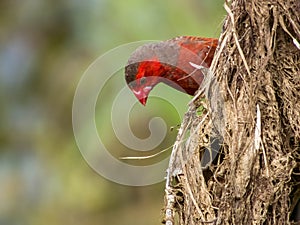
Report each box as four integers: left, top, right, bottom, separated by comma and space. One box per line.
132, 87, 152, 106
139, 97, 148, 106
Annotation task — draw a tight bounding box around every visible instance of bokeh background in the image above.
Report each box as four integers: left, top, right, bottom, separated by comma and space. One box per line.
0, 0, 224, 224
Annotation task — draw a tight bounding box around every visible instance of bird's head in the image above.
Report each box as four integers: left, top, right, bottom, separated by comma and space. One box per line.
125, 58, 164, 106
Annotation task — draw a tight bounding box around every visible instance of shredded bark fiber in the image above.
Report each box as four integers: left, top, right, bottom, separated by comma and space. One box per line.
164, 0, 300, 224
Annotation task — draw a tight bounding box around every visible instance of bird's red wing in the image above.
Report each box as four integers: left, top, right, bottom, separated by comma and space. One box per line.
169, 36, 218, 67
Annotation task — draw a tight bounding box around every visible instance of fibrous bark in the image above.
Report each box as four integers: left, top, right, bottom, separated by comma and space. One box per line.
164, 0, 300, 224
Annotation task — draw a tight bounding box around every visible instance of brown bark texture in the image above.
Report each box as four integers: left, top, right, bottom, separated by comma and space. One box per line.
163, 0, 300, 224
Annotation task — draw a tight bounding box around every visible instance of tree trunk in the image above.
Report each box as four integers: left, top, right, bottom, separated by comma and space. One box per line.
163, 0, 300, 224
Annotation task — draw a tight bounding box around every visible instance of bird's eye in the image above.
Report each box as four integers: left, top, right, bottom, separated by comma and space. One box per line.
129, 81, 136, 88
140, 77, 147, 85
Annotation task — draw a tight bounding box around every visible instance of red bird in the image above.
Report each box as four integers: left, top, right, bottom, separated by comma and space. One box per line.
125, 36, 218, 105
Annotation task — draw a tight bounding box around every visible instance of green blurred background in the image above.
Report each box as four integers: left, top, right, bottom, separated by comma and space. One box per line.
0, 0, 224, 224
